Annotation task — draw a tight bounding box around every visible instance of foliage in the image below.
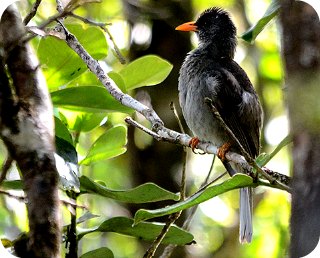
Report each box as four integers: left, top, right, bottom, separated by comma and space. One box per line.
0, 0, 292, 257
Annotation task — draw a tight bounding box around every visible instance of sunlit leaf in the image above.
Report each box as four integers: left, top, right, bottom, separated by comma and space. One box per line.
119, 55, 173, 90
80, 125, 127, 165
256, 135, 292, 166
241, 0, 280, 43
38, 23, 108, 89
79, 175, 179, 203
108, 71, 126, 93
79, 247, 114, 258
134, 174, 252, 224
78, 217, 194, 246
55, 116, 73, 145
58, 110, 107, 133
51, 86, 132, 114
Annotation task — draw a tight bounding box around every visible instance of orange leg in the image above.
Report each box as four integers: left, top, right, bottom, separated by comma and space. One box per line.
189, 137, 200, 153
217, 142, 232, 161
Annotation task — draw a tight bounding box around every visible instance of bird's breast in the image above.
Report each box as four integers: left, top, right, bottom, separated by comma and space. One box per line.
178, 70, 228, 146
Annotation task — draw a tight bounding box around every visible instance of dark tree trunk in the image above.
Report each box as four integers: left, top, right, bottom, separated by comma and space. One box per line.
122, 1, 192, 256
280, 1, 320, 257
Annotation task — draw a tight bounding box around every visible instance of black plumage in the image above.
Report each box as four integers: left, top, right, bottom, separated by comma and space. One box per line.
176, 7, 263, 243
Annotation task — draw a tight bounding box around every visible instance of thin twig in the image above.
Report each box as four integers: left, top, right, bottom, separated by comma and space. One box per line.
69, 13, 126, 64
23, 0, 42, 25
0, 156, 13, 185
125, 117, 162, 141
0, 189, 26, 202
180, 145, 187, 201
170, 102, 185, 134
69, 13, 111, 27
22, 10, 71, 43
61, 198, 87, 210
143, 212, 181, 258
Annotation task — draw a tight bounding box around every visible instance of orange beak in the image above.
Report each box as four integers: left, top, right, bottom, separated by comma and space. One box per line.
175, 21, 198, 32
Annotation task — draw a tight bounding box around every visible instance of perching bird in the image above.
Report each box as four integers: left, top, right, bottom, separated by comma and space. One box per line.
176, 7, 263, 243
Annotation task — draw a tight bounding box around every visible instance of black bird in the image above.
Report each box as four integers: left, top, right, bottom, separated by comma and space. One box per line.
176, 7, 263, 243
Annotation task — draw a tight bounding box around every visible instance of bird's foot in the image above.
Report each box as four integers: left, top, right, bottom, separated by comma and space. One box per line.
217, 142, 232, 161
189, 137, 206, 154
188, 137, 201, 154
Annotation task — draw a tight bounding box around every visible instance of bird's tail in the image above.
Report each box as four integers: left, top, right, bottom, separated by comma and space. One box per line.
223, 161, 253, 243
239, 187, 253, 244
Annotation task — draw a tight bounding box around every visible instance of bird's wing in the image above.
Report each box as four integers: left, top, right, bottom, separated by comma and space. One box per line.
205, 65, 262, 157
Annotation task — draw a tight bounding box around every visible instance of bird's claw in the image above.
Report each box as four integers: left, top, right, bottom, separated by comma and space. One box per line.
188, 137, 205, 154
217, 142, 232, 161
189, 137, 199, 153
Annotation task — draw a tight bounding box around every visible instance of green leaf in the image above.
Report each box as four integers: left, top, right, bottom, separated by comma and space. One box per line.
78, 217, 194, 246
79, 247, 114, 258
119, 55, 173, 90
59, 110, 107, 133
241, 0, 280, 43
38, 23, 108, 89
51, 86, 133, 114
55, 116, 73, 145
108, 71, 126, 93
256, 135, 292, 166
79, 175, 179, 203
134, 174, 252, 224
80, 125, 127, 165
1, 180, 23, 190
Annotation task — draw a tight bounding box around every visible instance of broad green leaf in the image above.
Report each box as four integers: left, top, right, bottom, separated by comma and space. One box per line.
79, 175, 179, 203
241, 0, 280, 43
256, 135, 292, 166
79, 247, 114, 258
119, 55, 173, 90
58, 109, 107, 133
38, 23, 108, 89
51, 86, 132, 114
1, 180, 23, 190
55, 116, 73, 145
108, 71, 126, 93
80, 125, 127, 165
134, 174, 252, 224
78, 217, 194, 246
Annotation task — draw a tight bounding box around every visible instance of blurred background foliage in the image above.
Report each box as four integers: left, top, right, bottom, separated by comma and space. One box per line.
0, 0, 291, 257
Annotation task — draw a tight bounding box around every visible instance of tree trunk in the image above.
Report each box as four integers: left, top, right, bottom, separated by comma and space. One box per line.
0, 6, 60, 258
280, 1, 320, 257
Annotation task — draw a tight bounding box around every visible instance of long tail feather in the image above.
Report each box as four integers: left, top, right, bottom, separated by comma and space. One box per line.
239, 187, 253, 243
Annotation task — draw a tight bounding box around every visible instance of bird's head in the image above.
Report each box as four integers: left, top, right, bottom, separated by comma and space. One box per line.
176, 7, 237, 57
